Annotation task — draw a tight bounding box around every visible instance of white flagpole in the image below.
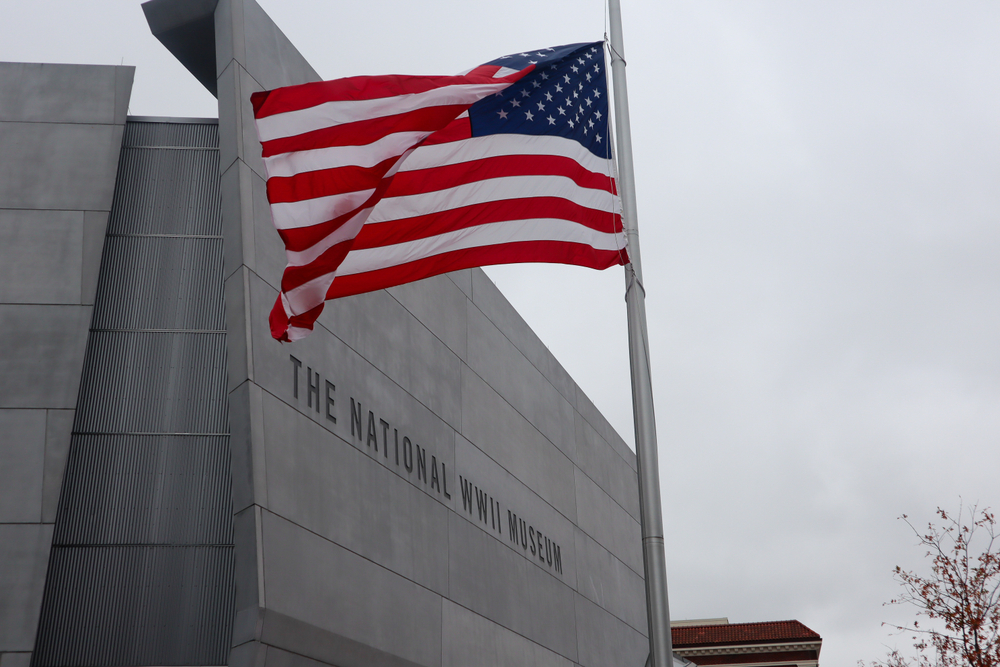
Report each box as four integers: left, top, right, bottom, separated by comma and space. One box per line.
606, 1, 674, 666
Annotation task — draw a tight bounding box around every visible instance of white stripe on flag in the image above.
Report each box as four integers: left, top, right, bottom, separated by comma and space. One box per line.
337, 217, 626, 276
256, 82, 515, 142
283, 206, 373, 268
282, 272, 338, 318
368, 175, 618, 224
270, 189, 376, 230
399, 133, 613, 175
264, 131, 430, 177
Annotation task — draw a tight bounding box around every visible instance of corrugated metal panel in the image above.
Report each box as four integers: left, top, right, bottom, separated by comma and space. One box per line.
107, 147, 222, 236
54, 435, 232, 546
124, 120, 219, 149
91, 237, 225, 331
33, 546, 234, 666
33, 120, 234, 667
74, 330, 228, 434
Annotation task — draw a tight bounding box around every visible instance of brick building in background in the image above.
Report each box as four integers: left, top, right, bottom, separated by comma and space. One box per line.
672, 619, 822, 667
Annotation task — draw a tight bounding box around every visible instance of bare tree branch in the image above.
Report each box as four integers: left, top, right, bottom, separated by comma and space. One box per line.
862, 502, 1000, 667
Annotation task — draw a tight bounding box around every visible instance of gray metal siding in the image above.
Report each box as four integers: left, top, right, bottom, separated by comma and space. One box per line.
74, 331, 228, 434
33, 546, 233, 665
53, 435, 232, 545
32, 120, 234, 666
90, 237, 225, 331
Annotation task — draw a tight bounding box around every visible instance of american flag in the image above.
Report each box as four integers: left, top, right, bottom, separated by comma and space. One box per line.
253, 42, 627, 342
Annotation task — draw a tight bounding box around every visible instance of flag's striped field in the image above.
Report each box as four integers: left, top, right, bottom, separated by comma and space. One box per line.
252, 43, 626, 342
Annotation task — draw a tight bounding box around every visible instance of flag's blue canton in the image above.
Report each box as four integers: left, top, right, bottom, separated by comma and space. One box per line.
469, 42, 610, 158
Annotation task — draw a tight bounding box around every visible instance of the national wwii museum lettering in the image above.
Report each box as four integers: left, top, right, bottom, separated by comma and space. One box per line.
289, 355, 563, 577
289, 355, 451, 500
458, 477, 563, 574
348, 396, 451, 498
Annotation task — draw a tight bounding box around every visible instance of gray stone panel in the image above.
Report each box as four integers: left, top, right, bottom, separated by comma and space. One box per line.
446, 269, 473, 300
215, 0, 319, 185
0, 63, 132, 125
318, 289, 463, 429
260, 510, 442, 667
441, 600, 573, 667
225, 268, 253, 391
248, 273, 463, 432
0, 653, 31, 667
0, 305, 92, 410
522, 555, 578, 661
611, 447, 641, 521
575, 383, 636, 471
574, 468, 643, 576
141, 0, 218, 94
216, 61, 268, 184
215, 0, 320, 100
239, 0, 320, 92
0, 524, 53, 650
229, 638, 268, 667
218, 124, 278, 288
0, 211, 83, 305
42, 410, 74, 523
453, 434, 577, 591
250, 165, 286, 288
263, 645, 324, 667
573, 593, 647, 667
467, 301, 576, 459
261, 391, 450, 596
470, 270, 577, 408
81, 211, 110, 306
260, 613, 427, 667
574, 412, 640, 521
573, 528, 647, 634
0, 122, 124, 212
0, 410, 46, 523
233, 505, 265, 621
214, 0, 243, 86
448, 510, 532, 641
217, 61, 242, 177
230, 379, 267, 512
460, 365, 577, 523
387, 273, 469, 361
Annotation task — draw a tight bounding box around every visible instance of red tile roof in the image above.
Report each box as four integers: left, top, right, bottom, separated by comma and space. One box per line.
672, 620, 821, 648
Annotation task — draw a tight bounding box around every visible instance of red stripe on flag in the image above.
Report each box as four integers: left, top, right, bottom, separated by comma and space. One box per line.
276, 174, 398, 252
420, 117, 473, 146
388, 154, 616, 197
266, 155, 400, 204
280, 238, 355, 294
326, 241, 628, 300
261, 105, 471, 158
253, 70, 513, 118
464, 65, 504, 78
352, 198, 621, 250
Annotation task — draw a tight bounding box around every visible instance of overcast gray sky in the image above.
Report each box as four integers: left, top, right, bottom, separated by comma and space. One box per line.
4, 1, 999, 664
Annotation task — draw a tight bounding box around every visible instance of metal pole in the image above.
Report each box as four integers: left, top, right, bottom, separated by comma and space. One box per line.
606, 1, 673, 666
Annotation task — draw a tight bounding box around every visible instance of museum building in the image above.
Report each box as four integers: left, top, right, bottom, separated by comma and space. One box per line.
0, 1, 661, 666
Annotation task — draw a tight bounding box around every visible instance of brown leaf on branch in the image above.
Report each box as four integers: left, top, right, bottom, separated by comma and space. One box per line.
860, 502, 1000, 667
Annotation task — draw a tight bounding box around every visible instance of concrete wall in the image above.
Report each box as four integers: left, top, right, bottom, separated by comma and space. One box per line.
0, 62, 133, 667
